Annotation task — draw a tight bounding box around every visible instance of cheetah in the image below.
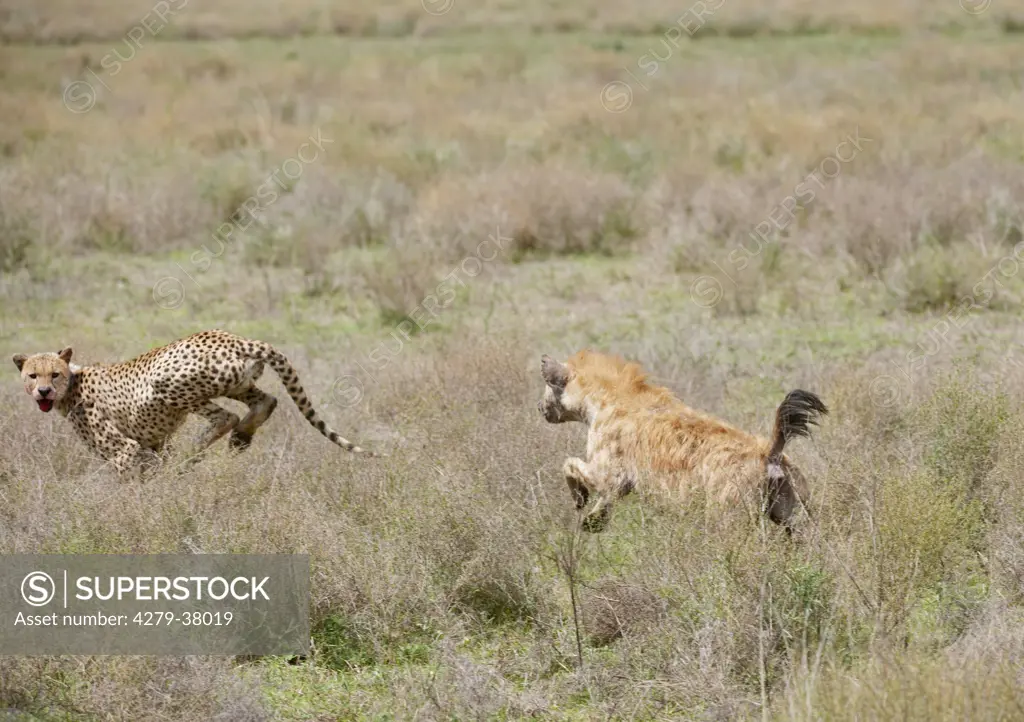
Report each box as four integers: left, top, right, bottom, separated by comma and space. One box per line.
538, 350, 827, 534
13, 329, 377, 480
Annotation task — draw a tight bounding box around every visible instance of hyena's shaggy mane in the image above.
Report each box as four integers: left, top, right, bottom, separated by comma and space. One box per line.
566, 350, 679, 410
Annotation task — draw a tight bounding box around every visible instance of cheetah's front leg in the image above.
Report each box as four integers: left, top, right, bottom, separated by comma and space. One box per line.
88, 412, 147, 481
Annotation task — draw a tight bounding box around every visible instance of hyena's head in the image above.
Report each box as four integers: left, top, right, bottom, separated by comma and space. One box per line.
538, 354, 586, 424
13, 348, 74, 413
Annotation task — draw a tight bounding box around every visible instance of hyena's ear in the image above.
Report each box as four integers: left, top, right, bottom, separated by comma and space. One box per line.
58, 348, 73, 364
541, 354, 569, 389
13, 354, 27, 372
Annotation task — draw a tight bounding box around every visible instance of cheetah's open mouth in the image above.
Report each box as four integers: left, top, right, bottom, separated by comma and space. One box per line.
37, 399, 53, 412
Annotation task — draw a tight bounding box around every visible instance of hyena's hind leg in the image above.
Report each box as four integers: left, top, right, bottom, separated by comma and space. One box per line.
226, 386, 278, 451
765, 461, 810, 536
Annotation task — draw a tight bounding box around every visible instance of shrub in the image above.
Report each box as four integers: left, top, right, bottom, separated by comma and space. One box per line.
412, 166, 644, 262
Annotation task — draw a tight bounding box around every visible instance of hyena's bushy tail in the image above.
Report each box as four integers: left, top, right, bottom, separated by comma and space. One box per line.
767, 389, 829, 463
764, 390, 828, 532
252, 343, 377, 456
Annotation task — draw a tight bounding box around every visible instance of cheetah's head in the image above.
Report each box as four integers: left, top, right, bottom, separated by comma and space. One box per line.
538, 354, 585, 424
13, 348, 74, 413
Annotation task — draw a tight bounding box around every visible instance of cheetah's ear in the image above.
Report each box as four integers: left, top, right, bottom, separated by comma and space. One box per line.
58, 348, 73, 364
541, 354, 569, 389
13, 354, 27, 372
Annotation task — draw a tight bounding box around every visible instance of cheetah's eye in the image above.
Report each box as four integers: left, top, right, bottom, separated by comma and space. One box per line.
28, 373, 37, 380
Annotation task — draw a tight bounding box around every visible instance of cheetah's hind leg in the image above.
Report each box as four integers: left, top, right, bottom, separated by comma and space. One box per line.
225, 387, 278, 452
189, 402, 241, 464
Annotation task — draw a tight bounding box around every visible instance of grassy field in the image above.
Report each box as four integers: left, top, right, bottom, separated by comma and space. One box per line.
4, 0, 1024, 719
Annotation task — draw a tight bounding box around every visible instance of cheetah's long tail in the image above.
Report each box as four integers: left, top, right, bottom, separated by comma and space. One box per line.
253, 344, 378, 456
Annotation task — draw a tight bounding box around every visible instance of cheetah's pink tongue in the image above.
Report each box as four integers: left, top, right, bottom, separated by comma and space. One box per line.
37, 399, 53, 412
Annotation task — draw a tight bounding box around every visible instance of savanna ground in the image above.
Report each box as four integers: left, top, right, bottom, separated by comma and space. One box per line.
3, 0, 1024, 719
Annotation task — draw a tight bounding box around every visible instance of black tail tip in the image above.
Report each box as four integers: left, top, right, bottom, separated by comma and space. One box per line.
783, 389, 829, 417
777, 389, 829, 441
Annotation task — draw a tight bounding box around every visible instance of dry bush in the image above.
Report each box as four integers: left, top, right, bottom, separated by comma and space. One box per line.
895, 243, 989, 313
235, 169, 419, 300
0, 657, 268, 721
646, 154, 1024, 319
0, 198, 34, 273
647, 174, 771, 275
983, 417, 1024, 602
242, 168, 415, 270
824, 158, 1024, 278
5, 153, 239, 255
581, 579, 668, 646
363, 648, 550, 720
809, 373, 1008, 646
827, 166, 980, 275
353, 243, 447, 326
781, 651, 1024, 722
0, 0, 1004, 43
412, 165, 644, 262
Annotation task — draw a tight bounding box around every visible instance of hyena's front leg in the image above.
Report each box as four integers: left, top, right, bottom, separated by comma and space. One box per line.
563, 457, 633, 533
582, 469, 636, 533
563, 457, 592, 510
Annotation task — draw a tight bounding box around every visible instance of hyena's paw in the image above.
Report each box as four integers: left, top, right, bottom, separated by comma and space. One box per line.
563, 457, 592, 510
581, 505, 610, 533
568, 480, 590, 510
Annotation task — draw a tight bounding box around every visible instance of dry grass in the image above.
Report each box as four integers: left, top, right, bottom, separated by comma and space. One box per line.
7, 340, 1024, 719
4, 4, 1024, 720
1, 0, 1021, 43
